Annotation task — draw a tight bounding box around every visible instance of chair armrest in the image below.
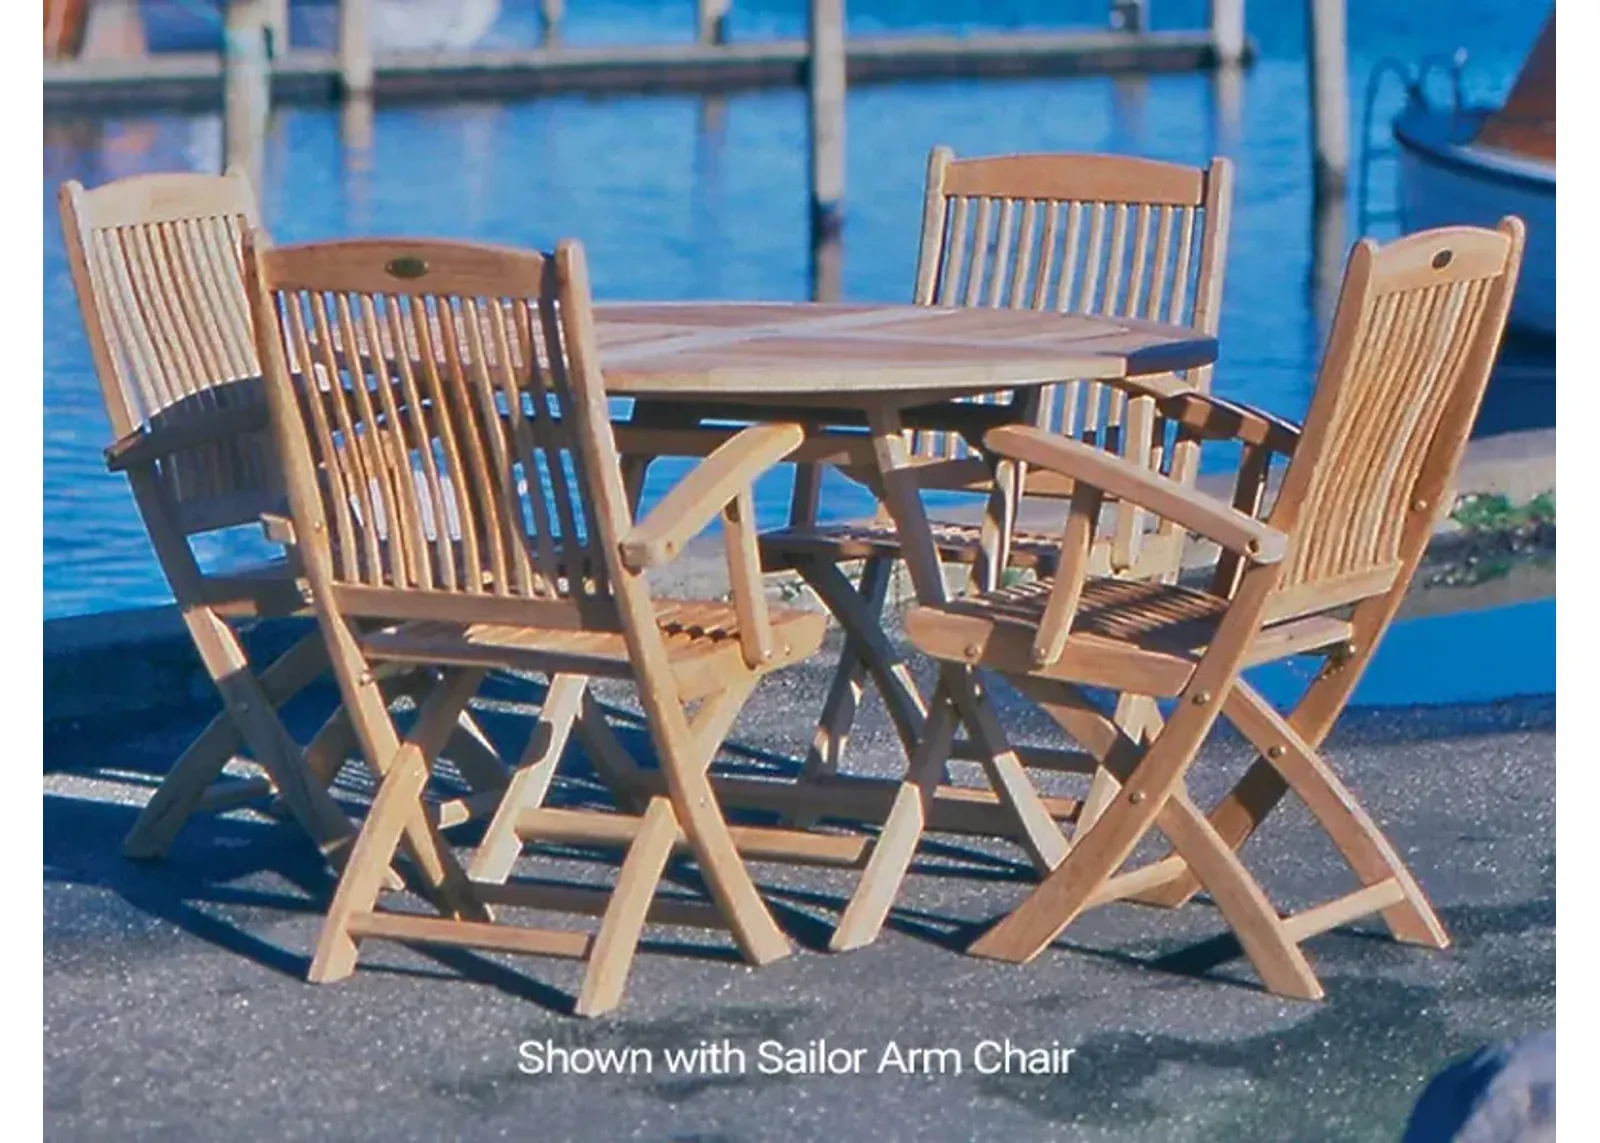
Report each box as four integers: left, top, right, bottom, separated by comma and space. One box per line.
983, 425, 1287, 563
619, 422, 806, 569
1110, 370, 1194, 400
104, 403, 271, 472
1157, 392, 1301, 456
260, 512, 298, 548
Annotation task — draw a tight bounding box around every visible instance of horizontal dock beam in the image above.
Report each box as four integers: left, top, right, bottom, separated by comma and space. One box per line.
45, 29, 1251, 114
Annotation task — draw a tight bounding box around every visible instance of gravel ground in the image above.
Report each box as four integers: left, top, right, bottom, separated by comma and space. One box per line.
43, 626, 1555, 1143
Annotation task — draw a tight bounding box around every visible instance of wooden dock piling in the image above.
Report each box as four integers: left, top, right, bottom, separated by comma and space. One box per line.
807, 0, 846, 303
264, 0, 288, 57
1209, 0, 1245, 67
540, 0, 564, 48
1306, 0, 1349, 202
698, 0, 731, 46
338, 0, 373, 96
222, 0, 272, 186
47, 8, 1258, 113
1110, 1, 1148, 35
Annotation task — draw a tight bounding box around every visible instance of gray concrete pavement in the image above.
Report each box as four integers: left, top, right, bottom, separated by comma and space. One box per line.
43, 641, 1555, 1142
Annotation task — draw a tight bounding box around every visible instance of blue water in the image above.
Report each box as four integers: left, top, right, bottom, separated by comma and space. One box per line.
43, 0, 1555, 707
1248, 598, 1556, 710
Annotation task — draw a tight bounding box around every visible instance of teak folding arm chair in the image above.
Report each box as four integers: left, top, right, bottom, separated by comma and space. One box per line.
758, 148, 1232, 798
833, 219, 1525, 998
246, 234, 833, 1016
58, 172, 508, 865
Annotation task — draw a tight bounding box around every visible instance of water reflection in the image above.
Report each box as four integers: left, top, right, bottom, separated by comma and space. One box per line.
1109, 75, 1147, 142
42, 58, 1555, 617
1308, 192, 1347, 338
340, 95, 374, 229
1207, 63, 1244, 155
692, 94, 729, 298
1473, 335, 1556, 436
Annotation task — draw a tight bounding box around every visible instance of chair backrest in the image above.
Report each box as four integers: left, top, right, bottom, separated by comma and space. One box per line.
910, 148, 1232, 466
1264, 219, 1525, 623
244, 236, 643, 641
59, 171, 280, 534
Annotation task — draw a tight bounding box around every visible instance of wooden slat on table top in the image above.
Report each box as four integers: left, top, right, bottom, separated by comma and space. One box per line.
593, 302, 1216, 396
121, 301, 1211, 458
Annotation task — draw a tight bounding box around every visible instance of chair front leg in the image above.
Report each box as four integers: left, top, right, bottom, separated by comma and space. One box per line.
1155, 788, 1323, 999
659, 677, 792, 967
575, 796, 680, 1017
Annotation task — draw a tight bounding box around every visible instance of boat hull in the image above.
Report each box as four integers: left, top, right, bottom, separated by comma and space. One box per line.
1394, 106, 1555, 339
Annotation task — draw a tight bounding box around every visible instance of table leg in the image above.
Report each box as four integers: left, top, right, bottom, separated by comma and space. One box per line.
826, 406, 1068, 948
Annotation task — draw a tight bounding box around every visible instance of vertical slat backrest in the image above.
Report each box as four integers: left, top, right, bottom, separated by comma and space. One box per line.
245, 237, 629, 631
59, 172, 280, 533
909, 149, 1231, 470
1266, 220, 1525, 618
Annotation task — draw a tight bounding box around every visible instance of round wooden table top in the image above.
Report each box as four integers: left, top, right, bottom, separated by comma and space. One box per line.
594, 302, 1216, 400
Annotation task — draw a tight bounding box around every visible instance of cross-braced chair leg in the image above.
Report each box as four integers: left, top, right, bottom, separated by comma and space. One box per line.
310, 666, 496, 984
965, 678, 1323, 1000
831, 677, 960, 952
319, 664, 794, 1015
122, 629, 339, 859
1126, 679, 1448, 949
962, 670, 1447, 999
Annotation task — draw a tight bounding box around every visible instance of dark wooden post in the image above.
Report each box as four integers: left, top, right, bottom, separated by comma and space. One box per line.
807, 0, 846, 303
1110, 1, 1147, 34
1210, 0, 1245, 66
1307, 0, 1349, 203
698, 0, 731, 45
223, 0, 272, 186
339, 0, 373, 96
541, 0, 564, 47
264, 0, 288, 56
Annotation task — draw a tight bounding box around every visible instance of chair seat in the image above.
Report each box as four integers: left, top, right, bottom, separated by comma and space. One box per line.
760, 520, 1065, 570
904, 577, 1353, 697
760, 518, 1189, 583
359, 601, 829, 703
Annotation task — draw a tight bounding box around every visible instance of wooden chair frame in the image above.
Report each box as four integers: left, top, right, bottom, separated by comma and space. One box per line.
247, 234, 855, 1015
830, 219, 1526, 997
757, 147, 1233, 806
57, 172, 508, 867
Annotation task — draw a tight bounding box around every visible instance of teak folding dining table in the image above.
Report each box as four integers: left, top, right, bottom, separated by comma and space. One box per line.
578, 299, 1219, 936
